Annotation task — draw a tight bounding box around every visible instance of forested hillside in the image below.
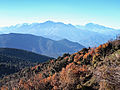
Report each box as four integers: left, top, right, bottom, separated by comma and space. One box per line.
0, 48, 52, 79
0, 37, 120, 90
0, 48, 52, 62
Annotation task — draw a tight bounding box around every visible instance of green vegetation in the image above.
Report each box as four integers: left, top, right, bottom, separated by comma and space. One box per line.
0, 48, 52, 79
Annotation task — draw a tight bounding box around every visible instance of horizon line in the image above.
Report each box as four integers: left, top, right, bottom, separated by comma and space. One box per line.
0, 20, 119, 30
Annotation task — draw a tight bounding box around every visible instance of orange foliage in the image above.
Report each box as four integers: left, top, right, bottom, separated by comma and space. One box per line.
59, 68, 66, 81
97, 45, 102, 50
59, 63, 77, 84
31, 65, 40, 70
34, 65, 39, 69
12, 87, 17, 90
50, 60, 54, 63
58, 62, 88, 89
83, 53, 90, 59
73, 52, 78, 55
51, 73, 59, 86
34, 73, 43, 80
19, 79, 24, 86
66, 63, 87, 73
27, 79, 33, 87
64, 56, 69, 60
24, 83, 30, 89
80, 51, 84, 54
77, 61, 81, 64
89, 48, 95, 56
53, 86, 59, 90
74, 54, 79, 60
102, 43, 109, 48
19, 79, 31, 89
95, 45, 102, 53
95, 53, 100, 56
40, 78, 48, 84
1, 86, 8, 90
81, 65, 87, 71
66, 63, 74, 70
74, 54, 83, 62
31, 66, 35, 70
47, 76, 51, 82
94, 43, 109, 56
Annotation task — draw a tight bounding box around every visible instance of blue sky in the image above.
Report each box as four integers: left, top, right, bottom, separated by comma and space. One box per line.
0, 0, 120, 29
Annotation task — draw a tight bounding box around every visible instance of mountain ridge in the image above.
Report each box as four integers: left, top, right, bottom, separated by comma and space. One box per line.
0, 33, 85, 58
0, 21, 119, 47
76, 23, 120, 36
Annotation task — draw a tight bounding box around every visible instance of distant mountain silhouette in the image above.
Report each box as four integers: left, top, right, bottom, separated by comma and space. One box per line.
0, 33, 85, 57
76, 23, 120, 36
0, 21, 119, 47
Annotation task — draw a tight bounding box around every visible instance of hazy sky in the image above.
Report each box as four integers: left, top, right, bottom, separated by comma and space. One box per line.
0, 0, 120, 29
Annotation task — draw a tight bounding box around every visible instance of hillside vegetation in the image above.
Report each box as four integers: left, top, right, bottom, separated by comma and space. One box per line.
0, 37, 120, 90
0, 48, 52, 79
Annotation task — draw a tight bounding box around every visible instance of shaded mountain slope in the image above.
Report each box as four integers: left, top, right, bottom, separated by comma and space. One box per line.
0, 48, 52, 62
0, 33, 85, 57
0, 37, 120, 90
0, 48, 52, 78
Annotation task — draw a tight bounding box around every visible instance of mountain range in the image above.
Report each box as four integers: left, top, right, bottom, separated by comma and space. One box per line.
0, 21, 119, 47
0, 33, 85, 57
76, 23, 120, 36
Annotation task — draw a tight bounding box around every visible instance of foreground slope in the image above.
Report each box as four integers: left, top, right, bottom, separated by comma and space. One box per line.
0, 38, 120, 90
0, 33, 85, 57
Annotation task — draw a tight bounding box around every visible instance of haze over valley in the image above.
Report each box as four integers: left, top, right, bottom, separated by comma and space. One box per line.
0, 21, 119, 47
